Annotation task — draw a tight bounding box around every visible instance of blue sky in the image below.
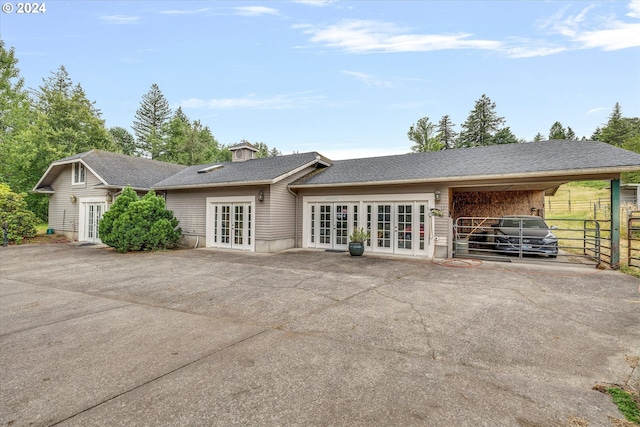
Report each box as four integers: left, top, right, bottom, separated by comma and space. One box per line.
2, 0, 639, 159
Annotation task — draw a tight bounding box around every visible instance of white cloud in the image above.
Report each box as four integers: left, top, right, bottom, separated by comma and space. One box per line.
180, 93, 323, 110
342, 71, 392, 87
627, 0, 640, 18
539, 2, 640, 51
100, 15, 140, 24
292, 0, 337, 7
586, 107, 606, 115
233, 6, 279, 16
296, 20, 502, 53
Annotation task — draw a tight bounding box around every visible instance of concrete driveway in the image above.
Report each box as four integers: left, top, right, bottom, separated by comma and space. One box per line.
1, 244, 638, 426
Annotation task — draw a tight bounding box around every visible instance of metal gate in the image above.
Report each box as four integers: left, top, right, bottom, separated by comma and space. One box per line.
454, 216, 609, 266
629, 213, 640, 269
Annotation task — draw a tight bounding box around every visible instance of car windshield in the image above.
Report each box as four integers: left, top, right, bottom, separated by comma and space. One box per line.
502, 218, 548, 229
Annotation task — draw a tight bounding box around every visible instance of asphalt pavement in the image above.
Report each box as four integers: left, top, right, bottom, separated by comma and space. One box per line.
1, 244, 639, 426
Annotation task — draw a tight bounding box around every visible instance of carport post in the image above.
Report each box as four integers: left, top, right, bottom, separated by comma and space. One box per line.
611, 178, 620, 269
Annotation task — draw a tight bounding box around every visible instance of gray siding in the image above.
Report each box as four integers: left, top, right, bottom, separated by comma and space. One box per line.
166, 186, 267, 238
48, 167, 108, 234
165, 167, 316, 244
267, 167, 316, 242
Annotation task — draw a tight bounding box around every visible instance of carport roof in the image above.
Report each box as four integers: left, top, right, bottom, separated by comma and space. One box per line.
290, 140, 640, 188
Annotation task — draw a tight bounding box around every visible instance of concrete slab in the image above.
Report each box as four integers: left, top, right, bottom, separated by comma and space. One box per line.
0, 244, 638, 426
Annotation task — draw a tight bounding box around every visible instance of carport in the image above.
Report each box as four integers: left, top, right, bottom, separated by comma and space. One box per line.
451, 172, 623, 268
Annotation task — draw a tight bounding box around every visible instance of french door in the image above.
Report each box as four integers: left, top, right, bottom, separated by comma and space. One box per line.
78, 202, 107, 243
368, 202, 429, 256
210, 202, 252, 250
310, 203, 356, 251
304, 195, 434, 257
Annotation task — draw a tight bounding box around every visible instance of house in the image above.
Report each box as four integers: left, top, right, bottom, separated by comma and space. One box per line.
34, 140, 640, 259
32, 150, 186, 243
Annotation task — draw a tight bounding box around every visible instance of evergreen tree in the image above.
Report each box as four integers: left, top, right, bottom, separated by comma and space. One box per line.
408, 116, 444, 152
491, 127, 518, 145
132, 84, 171, 158
161, 108, 227, 165
254, 141, 282, 158
109, 126, 136, 156
456, 94, 505, 148
436, 115, 457, 149
533, 132, 545, 142
548, 121, 566, 140
599, 103, 636, 147
566, 127, 576, 140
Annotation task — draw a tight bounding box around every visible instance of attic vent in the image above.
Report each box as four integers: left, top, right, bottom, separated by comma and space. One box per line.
197, 165, 223, 174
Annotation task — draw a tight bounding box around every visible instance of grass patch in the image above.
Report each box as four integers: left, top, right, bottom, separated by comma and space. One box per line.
608, 387, 640, 425
569, 180, 610, 190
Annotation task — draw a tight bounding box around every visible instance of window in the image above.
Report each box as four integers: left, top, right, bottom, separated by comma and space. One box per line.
73, 162, 85, 184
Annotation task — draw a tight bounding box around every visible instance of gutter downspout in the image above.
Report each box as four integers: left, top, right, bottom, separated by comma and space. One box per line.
288, 187, 298, 248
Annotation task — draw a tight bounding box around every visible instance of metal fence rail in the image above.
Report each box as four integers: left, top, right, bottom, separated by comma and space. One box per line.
629, 213, 640, 269
454, 216, 610, 266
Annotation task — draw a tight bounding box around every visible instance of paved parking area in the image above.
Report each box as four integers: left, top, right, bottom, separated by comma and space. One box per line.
1, 244, 639, 426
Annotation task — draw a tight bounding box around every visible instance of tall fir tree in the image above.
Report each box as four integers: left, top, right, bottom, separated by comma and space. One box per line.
548, 121, 566, 140
132, 83, 171, 158
456, 94, 505, 148
436, 115, 457, 149
599, 102, 635, 147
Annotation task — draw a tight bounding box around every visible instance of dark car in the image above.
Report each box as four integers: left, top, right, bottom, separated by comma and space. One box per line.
491, 215, 558, 258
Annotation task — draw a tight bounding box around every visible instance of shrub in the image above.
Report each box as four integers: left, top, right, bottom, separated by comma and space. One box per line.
99, 187, 181, 253
0, 183, 38, 244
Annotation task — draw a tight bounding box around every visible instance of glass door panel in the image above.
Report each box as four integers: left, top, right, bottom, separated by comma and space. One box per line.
234, 204, 244, 246
318, 204, 332, 246
396, 204, 413, 253
376, 204, 392, 251
335, 204, 349, 249
220, 205, 231, 246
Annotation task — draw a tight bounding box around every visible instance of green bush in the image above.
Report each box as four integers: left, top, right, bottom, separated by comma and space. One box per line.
0, 183, 38, 244
99, 187, 181, 253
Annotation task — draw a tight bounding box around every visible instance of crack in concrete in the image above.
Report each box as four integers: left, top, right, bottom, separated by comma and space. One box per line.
49, 328, 270, 426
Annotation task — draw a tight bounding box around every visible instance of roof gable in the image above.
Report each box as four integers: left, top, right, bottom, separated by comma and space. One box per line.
153, 152, 330, 189
33, 150, 187, 192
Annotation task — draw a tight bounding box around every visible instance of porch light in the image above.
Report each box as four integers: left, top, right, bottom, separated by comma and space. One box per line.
70, 194, 77, 203
106, 192, 113, 203
434, 190, 441, 202
257, 190, 264, 202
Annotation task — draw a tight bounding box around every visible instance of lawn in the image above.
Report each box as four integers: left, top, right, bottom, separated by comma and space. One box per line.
545, 181, 639, 276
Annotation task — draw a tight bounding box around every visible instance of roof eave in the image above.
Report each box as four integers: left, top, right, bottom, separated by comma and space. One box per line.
288, 167, 630, 189
153, 179, 273, 191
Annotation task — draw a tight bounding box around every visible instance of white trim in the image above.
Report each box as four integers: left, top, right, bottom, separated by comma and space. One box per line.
302, 193, 436, 257
77, 196, 108, 243
205, 196, 255, 252
72, 162, 86, 185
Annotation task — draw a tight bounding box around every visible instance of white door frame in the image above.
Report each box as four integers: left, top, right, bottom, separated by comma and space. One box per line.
78, 197, 108, 243
303, 193, 436, 257
205, 196, 255, 251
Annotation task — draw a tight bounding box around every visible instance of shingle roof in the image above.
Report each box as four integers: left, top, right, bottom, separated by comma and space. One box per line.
291, 140, 640, 187
153, 152, 328, 189
35, 150, 187, 191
